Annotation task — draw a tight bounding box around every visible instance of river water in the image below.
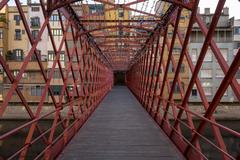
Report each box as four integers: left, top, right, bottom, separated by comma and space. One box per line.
0, 120, 239, 159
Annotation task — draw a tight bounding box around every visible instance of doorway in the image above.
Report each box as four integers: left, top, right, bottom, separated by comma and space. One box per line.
114, 71, 126, 85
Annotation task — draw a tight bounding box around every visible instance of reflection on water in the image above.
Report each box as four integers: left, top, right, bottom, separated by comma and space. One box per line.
0, 120, 240, 159
0, 120, 57, 159
179, 120, 240, 159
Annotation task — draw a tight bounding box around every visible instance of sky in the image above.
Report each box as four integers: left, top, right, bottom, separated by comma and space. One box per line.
7, 0, 240, 19
199, 0, 240, 19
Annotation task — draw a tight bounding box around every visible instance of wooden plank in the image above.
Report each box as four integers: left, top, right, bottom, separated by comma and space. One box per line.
58, 86, 184, 160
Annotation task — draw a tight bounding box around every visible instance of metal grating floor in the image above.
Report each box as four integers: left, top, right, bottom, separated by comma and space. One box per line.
58, 86, 184, 160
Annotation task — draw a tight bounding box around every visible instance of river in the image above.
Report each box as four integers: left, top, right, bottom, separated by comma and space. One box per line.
0, 120, 239, 159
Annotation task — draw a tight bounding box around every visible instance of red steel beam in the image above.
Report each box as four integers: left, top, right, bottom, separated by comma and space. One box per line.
80, 19, 160, 23
0, 1, 113, 159
78, 25, 153, 36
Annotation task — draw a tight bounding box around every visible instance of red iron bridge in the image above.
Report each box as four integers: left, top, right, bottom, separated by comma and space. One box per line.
0, 0, 240, 159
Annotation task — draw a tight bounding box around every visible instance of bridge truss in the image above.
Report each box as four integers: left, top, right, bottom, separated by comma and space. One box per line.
0, 0, 239, 159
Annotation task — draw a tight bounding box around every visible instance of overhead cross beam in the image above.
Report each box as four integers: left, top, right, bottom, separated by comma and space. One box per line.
80, 19, 161, 23
80, 0, 145, 19
78, 25, 154, 36
59, 5, 113, 68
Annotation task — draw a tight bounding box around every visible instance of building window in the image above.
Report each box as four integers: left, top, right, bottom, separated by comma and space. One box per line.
0, 29, 3, 39
13, 70, 19, 77
15, 29, 22, 40
180, 16, 185, 23
48, 51, 54, 61
51, 29, 62, 36
89, 4, 104, 14
31, 86, 43, 96
191, 49, 198, 62
168, 63, 174, 73
90, 8, 97, 14
31, 50, 41, 61
218, 31, 225, 41
226, 31, 231, 41
14, 49, 24, 61
192, 89, 198, 96
173, 47, 181, 54
235, 27, 240, 35
169, 63, 185, 73
220, 48, 228, 61
14, 15, 21, 25
31, 7, 40, 12
60, 52, 65, 61
50, 14, 59, 21
202, 82, 212, 96
118, 9, 124, 18
180, 64, 185, 73
170, 81, 184, 93
17, 85, 23, 92
48, 51, 64, 61
51, 85, 62, 95
52, 70, 61, 79
191, 31, 197, 42
216, 69, 224, 78
32, 30, 39, 39
31, 17, 40, 27
204, 49, 212, 62
201, 69, 212, 78
192, 84, 198, 96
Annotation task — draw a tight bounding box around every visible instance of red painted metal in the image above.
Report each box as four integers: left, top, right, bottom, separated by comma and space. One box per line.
1, 0, 240, 160
126, 1, 240, 160
0, 1, 113, 159
78, 25, 153, 36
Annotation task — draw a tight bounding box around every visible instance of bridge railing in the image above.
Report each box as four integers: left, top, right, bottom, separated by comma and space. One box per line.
126, 1, 240, 159
0, 1, 113, 159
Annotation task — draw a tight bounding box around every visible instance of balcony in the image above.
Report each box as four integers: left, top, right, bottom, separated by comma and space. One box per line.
2, 86, 47, 103
31, 22, 40, 28
7, 61, 48, 71
48, 61, 65, 68
50, 78, 64, 85
30, 17, 41, 28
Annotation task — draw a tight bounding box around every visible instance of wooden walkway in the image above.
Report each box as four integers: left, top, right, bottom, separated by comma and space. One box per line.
58, 86, 184, 160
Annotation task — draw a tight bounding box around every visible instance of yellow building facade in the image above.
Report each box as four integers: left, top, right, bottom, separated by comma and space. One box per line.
4, 6, 48, 103
162, 7, 190, 100
104, 0, 130, 32
104, 0, 131, 68
0, 6, 8, 101
7, 6, 29, 59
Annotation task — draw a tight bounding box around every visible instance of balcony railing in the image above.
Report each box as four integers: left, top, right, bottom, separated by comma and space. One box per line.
31, 22, 40, 28
7, 61, 48, 71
